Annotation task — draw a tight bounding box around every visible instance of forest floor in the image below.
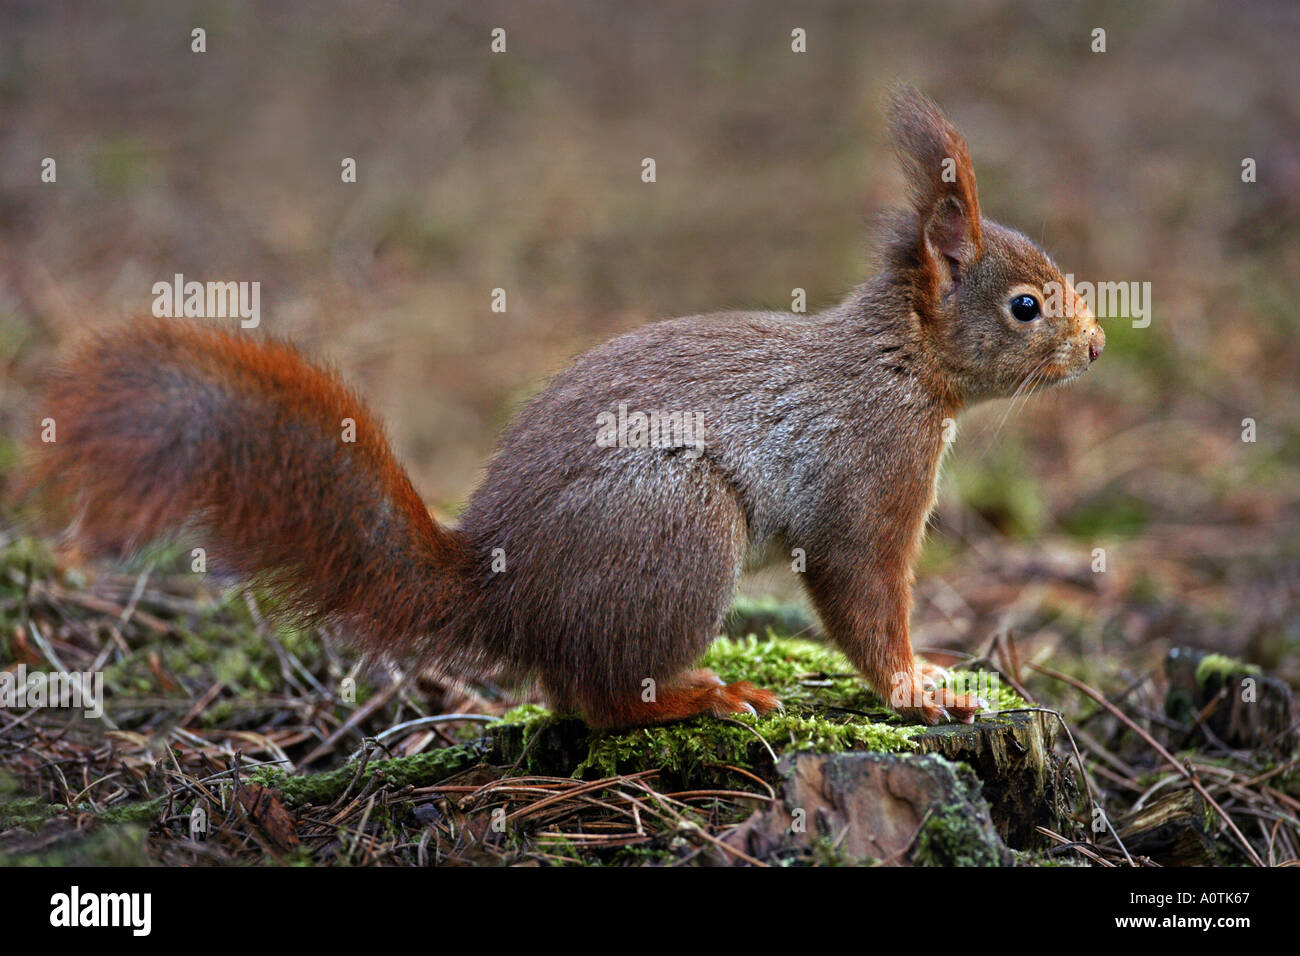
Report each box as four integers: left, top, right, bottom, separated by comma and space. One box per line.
1, 529, 1294, 867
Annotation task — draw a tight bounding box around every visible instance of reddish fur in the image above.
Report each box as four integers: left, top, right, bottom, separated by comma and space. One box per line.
579, 671, 781, 730
33, 324, 783, 726
33, 319, 472, 668
887, 86, 984, 319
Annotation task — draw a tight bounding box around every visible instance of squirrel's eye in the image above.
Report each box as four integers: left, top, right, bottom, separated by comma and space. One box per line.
1010, 294, 1041, 322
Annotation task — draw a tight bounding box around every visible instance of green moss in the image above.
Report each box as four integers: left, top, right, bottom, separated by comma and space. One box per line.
913, 804, 1005, 866
214, 645, 253, 685
910, 762, 1009, 866
605, 844, 683, 866
249, 741, 486, 806
486, 704, 570, 775
199, 700, 236, 727
0, 534, 59, 580
96, 797, 166, 825
564, 635, 946, 780
758, 710, 921, 752
493, 703, 552, 735
274, 623, 322, 661
1195, 653, 1260, 684
6, 795, 167, 828
574, 709, 921, 781
0, 795, 61, 828
0, 823, 152, 867
940, 671, 1027, 715
701, 634, 881, 710
559, 636, 936, 781
575, 718, 747, 780
702, 634, 1026, 714
495, 637, 1023, 784
704, 634, 851, 688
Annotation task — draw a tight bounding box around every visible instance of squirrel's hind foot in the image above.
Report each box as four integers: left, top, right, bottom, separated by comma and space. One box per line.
578, 676, 781, 729
710, 681, 782, 718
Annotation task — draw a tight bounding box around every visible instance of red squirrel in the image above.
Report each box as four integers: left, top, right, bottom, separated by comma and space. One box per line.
32, 88, 1103, 729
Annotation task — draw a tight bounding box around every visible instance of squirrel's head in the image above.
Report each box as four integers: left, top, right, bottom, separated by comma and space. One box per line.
883, 86, 1105, 403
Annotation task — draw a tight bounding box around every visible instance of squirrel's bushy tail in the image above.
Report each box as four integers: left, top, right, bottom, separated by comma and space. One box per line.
31, 319, 471, 667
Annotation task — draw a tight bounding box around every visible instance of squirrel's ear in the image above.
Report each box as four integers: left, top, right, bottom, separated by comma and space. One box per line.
887, 86, 982, 298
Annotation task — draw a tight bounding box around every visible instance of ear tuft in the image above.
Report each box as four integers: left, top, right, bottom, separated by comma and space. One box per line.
886, 85, 983, 285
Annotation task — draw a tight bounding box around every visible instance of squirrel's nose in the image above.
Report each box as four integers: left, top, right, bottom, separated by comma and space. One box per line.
1088, 329, 1105, 363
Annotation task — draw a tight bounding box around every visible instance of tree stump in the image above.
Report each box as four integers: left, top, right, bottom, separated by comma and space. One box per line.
720, 751, 1011, 865
1116, 788, 1216, 866
488, 705, 1063, 851
1165, 647, 1295, 753
911, 708, 1062, 848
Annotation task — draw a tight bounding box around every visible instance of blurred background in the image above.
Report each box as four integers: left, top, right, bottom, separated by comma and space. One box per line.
1, 0, 1297, 684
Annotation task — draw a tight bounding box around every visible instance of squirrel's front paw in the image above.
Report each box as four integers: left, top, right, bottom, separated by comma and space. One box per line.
913, 655, 952, 690
894, 684, 987, 726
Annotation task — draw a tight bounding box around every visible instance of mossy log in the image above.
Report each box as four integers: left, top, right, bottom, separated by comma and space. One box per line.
489, 706, 1061, 850
912, 709, 1061, 848
489, 715, 595, 776
1165, 647, 1295, 752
